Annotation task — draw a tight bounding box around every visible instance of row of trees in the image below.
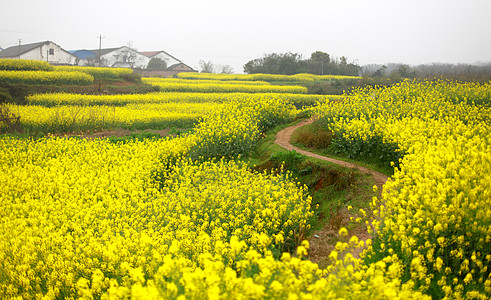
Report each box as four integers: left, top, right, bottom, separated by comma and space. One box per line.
243, 51, 360, 76
199, 60, 234, 74
362, 62, 491, 81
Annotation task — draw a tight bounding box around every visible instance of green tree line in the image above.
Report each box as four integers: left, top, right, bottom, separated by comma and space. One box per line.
243, 51, 360, 76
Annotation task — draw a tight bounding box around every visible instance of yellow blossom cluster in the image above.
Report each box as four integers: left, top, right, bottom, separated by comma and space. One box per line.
4, 102, 218, 133
0, 135, 427, 299
54, 66, 133, 80
316, 79, 491, 298
142, 77, 308, 94
0, 58, 53, 71
189, 95, 296, 159
0, 131, 315, 298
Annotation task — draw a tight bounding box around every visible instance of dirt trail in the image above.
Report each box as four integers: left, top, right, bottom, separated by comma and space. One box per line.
274, 118, 389, 191
275, 118, 389, 263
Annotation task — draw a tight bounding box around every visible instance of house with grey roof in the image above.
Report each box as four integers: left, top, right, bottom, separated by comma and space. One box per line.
0, 41, 77, 65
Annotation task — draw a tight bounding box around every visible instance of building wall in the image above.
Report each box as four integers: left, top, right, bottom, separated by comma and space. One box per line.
20, 42, 76, 65
151, 52, 180, 68
171, 63, 194, 71
101, 47, 149, 68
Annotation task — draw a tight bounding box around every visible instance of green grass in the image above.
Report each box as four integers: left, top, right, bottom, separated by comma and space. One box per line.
247, 119, 377, 234
291, 122, 394, 176
245, 119, 380, 268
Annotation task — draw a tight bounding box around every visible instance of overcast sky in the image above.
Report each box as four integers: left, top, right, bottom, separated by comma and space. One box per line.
1, 0, 490, 73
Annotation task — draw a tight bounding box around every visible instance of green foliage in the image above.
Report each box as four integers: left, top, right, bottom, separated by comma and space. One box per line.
106, 131, 161, 143
329, 132, 404, 171
120, 72, 141, 83
244, 52, 305, 75
244, 51, 360, 76
189, 97, 295, 160
147, 57, 168, 71
0, 87, 12, 104
270, 150, 305, 170
308, 76, 400, 95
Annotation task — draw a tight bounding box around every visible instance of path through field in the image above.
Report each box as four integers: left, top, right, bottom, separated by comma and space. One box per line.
275, 118, 389, 263
275, 118, 389, 191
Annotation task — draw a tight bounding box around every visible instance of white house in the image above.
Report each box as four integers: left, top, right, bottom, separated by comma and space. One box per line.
141, 50, 181, 68
84, 46, 149, 68
0, 41, 77, 65
1, 41, 194, 71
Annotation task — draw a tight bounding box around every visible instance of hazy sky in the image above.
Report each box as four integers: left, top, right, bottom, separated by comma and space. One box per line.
1, 0, 490, 73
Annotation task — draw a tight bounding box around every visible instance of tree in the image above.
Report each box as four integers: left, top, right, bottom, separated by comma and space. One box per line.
244, 51, 361, 76
220, 65, 234, 74
307, 51, 331, 75
147, 57, 168, 70
198, 61, 234, 74
199, 60, 215, 73
244, 52, 303, 74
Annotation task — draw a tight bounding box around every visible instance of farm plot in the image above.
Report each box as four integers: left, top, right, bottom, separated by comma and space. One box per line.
1, 64, 489, 299
142, 77, 308, 94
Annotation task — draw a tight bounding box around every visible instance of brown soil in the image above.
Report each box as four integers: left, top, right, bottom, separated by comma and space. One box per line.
275, 118, 389, 264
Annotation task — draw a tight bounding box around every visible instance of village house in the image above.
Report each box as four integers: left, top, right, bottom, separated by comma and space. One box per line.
141, 50, 181, 68
72, 46, 148, 68
0, 40, 197, 75
0, 41, 77, 65
71, 47, 196, 74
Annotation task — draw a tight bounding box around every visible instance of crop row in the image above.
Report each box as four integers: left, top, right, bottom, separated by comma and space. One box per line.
0, 59, 133, 81
54, 65, 133, 80
149, 77, 272, 86
0, 58, 53, 71
26, 92, 339, 108
143, 77, 308, 94
176, 72, 361, 82
0, 70, 94, 85
3, 102, 219, 133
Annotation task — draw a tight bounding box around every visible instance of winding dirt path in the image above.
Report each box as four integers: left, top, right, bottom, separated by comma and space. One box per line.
275, 118, 389, 263
274, 118, 389, 190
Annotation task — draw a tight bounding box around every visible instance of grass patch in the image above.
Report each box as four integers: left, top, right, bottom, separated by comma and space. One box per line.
246, 118, 380, 267
291, 122, 394, 176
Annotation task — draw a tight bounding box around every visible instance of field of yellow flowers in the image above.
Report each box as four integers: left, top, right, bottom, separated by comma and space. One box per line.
315, 80, 491, 298
142, 77, 308, 94
0, 58, 134, 84
54, 66, 133, 80
6, 90, 335, 134
0, 58, 53, 71
1, 69, 490, 299
0, 70, 94, 85
4, 102, 218, 133
25, 91, 337, 108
